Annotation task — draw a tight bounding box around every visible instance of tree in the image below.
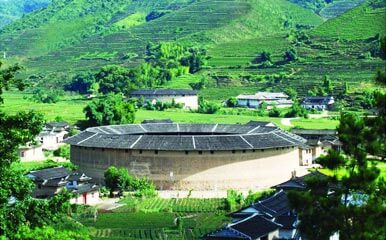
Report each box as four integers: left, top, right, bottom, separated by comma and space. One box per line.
285, 103, 308, 118
197, 96, 220, 114
31, 88, 62, 103
260, 51, 272, 63
96, 65, 133, 95
0, 62, 76, 238
83, 94, 136, 127
104, 167, 156, 197
284, 48, 298, 62
226, 97, 238, 107
53, 145, 70, 159
268, 107, 281, 117
64, 72, 95, 94
284, 87, 298, 101
288, 93, 386, 239
375, 69, 386, 85
323, 75, 333, 94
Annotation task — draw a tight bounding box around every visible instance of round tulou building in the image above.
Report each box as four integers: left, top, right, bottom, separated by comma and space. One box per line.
65, 121, 311, 190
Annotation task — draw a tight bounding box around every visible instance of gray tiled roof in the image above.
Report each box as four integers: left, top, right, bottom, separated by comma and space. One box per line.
65, 123, 307, 151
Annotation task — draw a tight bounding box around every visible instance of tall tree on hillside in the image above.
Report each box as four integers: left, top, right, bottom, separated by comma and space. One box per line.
0, 62, 82, 239
288, 91, 386, 239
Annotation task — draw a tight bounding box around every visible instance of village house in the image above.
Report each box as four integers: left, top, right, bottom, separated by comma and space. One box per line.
236, 92, 293, 109
27, 166, 100, 205
301, 96, 334, 111
205, 190, 299, 240
38, 121, 70, 150
19, 144, 45, 162
130, 89, 198, 110
273, 171, 328, 191
291, 129, 342, 162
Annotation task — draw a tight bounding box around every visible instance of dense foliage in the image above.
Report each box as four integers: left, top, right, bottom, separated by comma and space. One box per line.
83, 94, 135, 127
104, 167, 157, 198
288, 91, 386, 239
0, 61, 84, 239
0, 0, 49, 28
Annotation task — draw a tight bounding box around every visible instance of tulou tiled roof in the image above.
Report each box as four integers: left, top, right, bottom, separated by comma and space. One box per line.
65, 123, 308, 151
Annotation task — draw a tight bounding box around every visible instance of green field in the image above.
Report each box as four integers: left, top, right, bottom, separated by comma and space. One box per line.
291, 118, 339, 129
77, 197, 230, 240
319, 160, 386, 180
1, 91, 340, 129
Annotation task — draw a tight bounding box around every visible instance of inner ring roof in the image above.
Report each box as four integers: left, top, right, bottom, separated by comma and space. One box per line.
65, 123, 307, 151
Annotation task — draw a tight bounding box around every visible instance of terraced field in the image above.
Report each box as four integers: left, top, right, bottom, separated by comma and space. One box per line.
313, 1, 386, 40
78, 198, 229, 240
1, 0, 324, 79
319, 0, 365, 19
203, 35, 384, 97
120, 198, 226, 213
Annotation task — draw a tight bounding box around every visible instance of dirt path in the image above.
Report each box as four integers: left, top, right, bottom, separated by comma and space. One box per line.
281, 118, 298, 127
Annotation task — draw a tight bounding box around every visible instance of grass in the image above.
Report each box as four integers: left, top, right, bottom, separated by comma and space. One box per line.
318, 160, 386, 180
0, 91, 88, 124
291, 118, 339, 129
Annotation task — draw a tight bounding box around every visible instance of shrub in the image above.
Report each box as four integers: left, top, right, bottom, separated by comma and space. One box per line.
53, 145, 70, 159
268, 107, 281, 117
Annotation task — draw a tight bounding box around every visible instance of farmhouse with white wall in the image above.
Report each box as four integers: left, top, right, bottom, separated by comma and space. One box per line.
237, 92, 293, 109
130, 89, 198, 110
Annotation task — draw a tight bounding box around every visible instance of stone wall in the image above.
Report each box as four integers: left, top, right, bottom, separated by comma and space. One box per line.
71, 146, 300, 190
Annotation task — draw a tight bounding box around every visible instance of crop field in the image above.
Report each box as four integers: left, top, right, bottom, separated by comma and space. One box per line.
202, 35, 384, 96
78, 200, 229, 240
120, 198, 226, 213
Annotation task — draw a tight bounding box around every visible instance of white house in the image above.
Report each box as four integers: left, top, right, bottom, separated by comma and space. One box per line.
301, 96, 335, 110
38, 122, 69, 150
130, 89, 198, 110
19, 144, 45, 162
237, 92, 293, 109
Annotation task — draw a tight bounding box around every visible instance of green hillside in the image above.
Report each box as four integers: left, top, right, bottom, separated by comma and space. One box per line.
319, 0, 365, 19
313, 0, 386, 39
0, 0, 50, 28
0, 0, 323, 78
196, 0, 386, 100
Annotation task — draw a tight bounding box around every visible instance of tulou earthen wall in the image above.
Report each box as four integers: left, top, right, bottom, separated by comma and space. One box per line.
71, 145, 300, 190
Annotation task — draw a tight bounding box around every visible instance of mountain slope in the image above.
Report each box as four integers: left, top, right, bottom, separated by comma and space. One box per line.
0, 0, 50, 28
0, 0, 323, 77
312, 0, 386, 39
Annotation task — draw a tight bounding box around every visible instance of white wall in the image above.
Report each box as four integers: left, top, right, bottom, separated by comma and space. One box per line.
70, 191, 100, 206
237, 99, 260, 108
40, 132, 66, 150
19, 146, 45, 162
145, 95, 198, 110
